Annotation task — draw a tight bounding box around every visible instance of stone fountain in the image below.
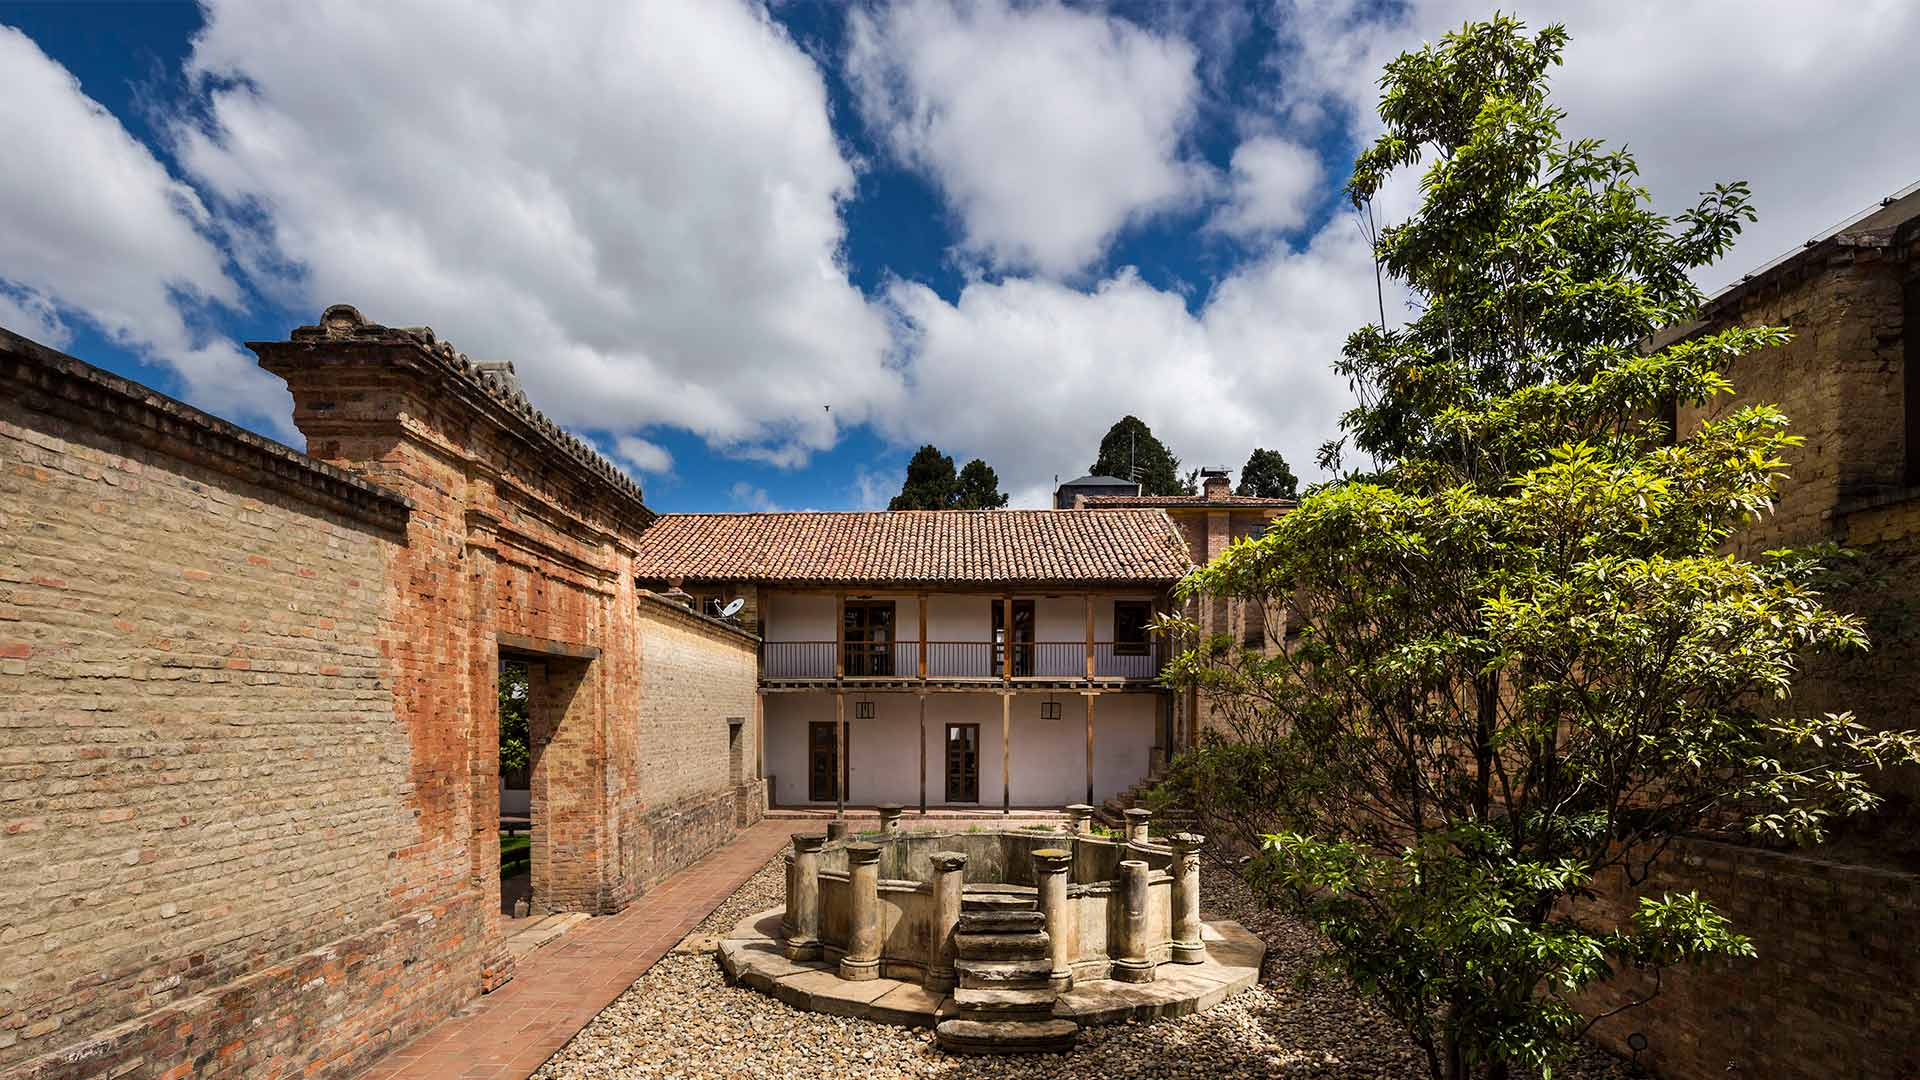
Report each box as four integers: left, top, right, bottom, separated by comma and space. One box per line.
717, 807, 1265, 1055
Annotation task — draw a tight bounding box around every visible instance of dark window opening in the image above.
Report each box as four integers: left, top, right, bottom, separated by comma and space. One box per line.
993, 599, 1035, 675
1905, 275, 1919, 486
843, 600, 895, 676
1114, 600, 1153, 656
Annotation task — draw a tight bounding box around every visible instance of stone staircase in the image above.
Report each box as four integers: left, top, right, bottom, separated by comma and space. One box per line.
1094, 767, 1195, 834
934, 893, 1078, 1054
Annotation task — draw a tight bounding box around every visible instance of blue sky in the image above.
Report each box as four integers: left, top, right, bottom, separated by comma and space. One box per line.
3, 2, 1919, 511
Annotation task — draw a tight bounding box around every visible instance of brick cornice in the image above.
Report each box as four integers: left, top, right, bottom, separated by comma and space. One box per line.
0, 326, 411, 533
248, 304, 654, 533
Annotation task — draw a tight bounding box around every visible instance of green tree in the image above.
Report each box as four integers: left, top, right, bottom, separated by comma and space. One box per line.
499, 660, 530, 775
1236, 448, 1299, 499
889, 445, 957, 509
890, 445, 1008, 509
1158, 17, 1920, 1080
954, 458, 1009, 509
1090, 415, 1186, 495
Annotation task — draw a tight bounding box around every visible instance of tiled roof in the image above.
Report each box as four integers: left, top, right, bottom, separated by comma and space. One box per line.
631, 510, 1193, 585
1079, 494, 1296, 509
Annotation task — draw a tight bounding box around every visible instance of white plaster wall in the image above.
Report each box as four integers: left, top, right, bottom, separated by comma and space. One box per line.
764, 591, 835, 642
764, 691, 1159, 808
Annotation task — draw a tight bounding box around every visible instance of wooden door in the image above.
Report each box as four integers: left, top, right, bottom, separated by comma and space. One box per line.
809, 721, 847, 802
843, 601, 896, 677
945, 723, 979, 802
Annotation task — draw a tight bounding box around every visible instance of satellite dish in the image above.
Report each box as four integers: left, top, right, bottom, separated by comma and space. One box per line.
718, 598, 746, 619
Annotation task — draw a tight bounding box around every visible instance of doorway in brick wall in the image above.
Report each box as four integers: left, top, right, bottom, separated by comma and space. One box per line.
498, 645, 599, 920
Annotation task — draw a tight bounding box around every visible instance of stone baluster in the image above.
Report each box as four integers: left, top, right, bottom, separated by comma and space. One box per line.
785, 834, 825, 960
1064, 804, 1093, 834
1032, 848, 1074, 991
926, 850, 967, 992
1123, 807, 1152, 845
1168, 832, 1206, 964
1110, 858, 1154, 983
840, 841, 883, 981
877, 803, 904, 835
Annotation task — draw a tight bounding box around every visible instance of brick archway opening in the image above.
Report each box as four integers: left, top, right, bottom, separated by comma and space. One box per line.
502, 646, 604, 919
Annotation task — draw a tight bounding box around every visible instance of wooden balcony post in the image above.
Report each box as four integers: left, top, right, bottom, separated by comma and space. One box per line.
918, 593, 928, 681
918, 692, 928, 815
834, 591, 846, 680
1084, 691, 1096, 807
1001, 690, 1012, 815
1084, 593, 1095, 681
1002, 594, 1013, 682
835, 690, 847, 818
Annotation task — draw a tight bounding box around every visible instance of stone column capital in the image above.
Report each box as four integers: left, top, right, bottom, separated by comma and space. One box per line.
793, 833, 827, 853
929, 850, 968, 873
1168, 831, 1206, 853
1031, 848, 1073, 875
845, 841, 882, 865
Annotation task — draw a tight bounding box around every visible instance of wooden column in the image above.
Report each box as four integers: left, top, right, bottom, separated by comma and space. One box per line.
1084, 593, 1095, 680
835, 690, 847, 818
1001, 594, 1013, 682
835, 591, 846, 679
917, 592, 928, 680
755, 690, 766, 781
918, 693, 928, 815
1001, 691, 1012, 815
1084, 692, 1096, 807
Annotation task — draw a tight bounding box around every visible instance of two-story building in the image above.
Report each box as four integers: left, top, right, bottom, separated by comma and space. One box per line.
632, 509, 1193, 813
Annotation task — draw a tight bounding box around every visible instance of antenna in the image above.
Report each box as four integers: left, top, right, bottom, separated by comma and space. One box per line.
719, 598, 745, 619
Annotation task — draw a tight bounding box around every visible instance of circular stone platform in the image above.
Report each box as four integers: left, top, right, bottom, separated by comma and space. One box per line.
717, 908, 1266, 1032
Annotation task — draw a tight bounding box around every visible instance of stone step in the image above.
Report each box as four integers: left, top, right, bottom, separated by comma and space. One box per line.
935, 1018, 1079, 1055
956, 910, 1045, 935
952, 987, 1057, 1018
960, 892, 1036, 914
954, 957, 1054, 989
953, 931, 1050, 961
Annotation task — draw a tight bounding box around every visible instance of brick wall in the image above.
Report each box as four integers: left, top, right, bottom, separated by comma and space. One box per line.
0, 330, 479, 1075
1583, 836, 1918, 1080
1582, 226, 1920, 1079
1, 309, 766, 1079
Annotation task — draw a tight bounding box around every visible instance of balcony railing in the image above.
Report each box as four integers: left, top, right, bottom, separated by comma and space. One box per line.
759, 640, 1164, 681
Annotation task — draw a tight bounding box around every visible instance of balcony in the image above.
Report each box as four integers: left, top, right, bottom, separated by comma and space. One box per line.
758, 640, 1165, 683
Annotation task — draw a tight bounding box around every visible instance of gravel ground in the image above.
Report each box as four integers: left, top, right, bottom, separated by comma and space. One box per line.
532, 855, 1633, 1080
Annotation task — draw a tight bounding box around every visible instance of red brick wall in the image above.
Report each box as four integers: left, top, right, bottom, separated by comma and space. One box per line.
1, 312, 765, 1079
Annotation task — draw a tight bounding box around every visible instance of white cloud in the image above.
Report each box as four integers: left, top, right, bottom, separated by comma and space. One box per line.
174, 0, 898, 468
729, 481, 784, 512
850, 464, 902, 510
882, 217, 1386, 507
847, 0, 1211, 277
1265, 0, 1920, 291
1211, 135, 1322, 238
613, 436, 673, 476
0, 26, 287, 430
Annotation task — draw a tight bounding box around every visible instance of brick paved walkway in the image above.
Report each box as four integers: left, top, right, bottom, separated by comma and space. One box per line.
356, 819, 807, 1080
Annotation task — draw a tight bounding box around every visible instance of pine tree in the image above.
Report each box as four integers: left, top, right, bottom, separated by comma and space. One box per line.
954, 459, 1009, 509
1236, 448, 1299, 499
888, 445, 957, 510
1090, 416, 1185, 495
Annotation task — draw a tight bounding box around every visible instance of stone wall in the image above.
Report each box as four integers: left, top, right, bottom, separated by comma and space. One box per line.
0, 310, 765, 1079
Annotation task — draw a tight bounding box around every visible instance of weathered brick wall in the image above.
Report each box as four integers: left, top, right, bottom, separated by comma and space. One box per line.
0, 330, 486, 1076
1583, 836, 1919, 1080
624, 596, 762, 888
1589, 234, 1920, 1079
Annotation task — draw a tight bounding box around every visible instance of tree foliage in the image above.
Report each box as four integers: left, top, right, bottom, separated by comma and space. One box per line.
1091, 415, 1188, 495
1157, 16, 1920, 1080
1237, 448, 1300, 499
499, 660, 530, 776
890, 444, 1007, 509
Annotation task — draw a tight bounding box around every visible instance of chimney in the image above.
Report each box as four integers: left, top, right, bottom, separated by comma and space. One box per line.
1201, 467, 1231, 499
